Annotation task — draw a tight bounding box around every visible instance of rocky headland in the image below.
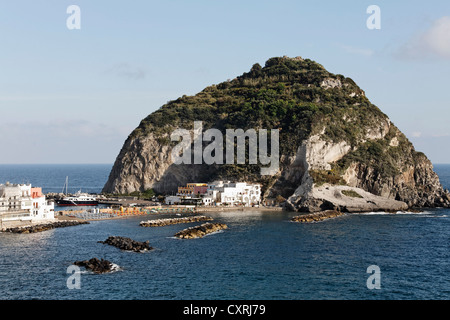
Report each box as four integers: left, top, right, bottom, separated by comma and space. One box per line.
102, 56, 450, 213
289, 184, 409, 213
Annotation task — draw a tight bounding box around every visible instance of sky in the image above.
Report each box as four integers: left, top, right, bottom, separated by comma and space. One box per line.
0, 0, 450, 164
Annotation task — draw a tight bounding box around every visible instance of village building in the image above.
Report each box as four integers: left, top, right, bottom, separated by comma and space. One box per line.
0, 183, 55, 223
177, 183, 208, 197
171, 181, 261, 207
165, 195, 181, 205
213, 181, 261, 207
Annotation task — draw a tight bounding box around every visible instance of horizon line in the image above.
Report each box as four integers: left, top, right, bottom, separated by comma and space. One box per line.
0, 163, 114, 166
1, 162, 450, 166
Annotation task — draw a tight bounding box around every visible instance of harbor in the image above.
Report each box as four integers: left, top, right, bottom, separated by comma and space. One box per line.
1, 172, 287, 231
1, 164, 450, 300
54, 204, 280, 221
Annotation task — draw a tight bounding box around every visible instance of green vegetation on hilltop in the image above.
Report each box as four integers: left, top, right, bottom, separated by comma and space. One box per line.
105, 56, 448, 208
132, 56, 387, 158
125, 56, 404, 194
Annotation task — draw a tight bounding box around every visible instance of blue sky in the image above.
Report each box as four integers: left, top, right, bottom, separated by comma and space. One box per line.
1, 0, 450, 164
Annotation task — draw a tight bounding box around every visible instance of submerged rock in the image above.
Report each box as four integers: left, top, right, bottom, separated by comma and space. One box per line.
174, 222, 228, 239
98, 236, 152, 252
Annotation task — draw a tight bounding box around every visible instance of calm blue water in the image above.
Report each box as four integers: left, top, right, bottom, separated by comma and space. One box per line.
0, 164, 449, 300
0, 164, 112, 194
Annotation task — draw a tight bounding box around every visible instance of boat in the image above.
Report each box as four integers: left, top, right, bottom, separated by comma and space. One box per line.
56, 177, 99, 207
56, 191, 99, 206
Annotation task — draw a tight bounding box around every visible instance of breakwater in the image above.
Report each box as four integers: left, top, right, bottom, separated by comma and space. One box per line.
3, 220, 90, 234
102, 206, 196, 217
291, 210, 345, 223
139, 215, 213, 227
98, 236, 152, 252
174, 222, 228, 239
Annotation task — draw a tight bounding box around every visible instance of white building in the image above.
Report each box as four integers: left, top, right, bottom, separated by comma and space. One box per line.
30, 187, 55, 220
165, 195, 181, 205
0, 183, 55, 222
207, 181, 261, 207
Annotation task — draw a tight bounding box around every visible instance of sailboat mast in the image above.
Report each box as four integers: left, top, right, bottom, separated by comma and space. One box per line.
62, 176, 69, 195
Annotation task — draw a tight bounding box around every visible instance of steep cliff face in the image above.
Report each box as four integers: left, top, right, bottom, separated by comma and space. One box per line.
103, 131, 214, 194
103, 56, 450, 211
284, 122, 449, 212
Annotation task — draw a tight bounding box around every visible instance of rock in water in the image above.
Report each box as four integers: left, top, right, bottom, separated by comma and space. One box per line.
4, 220, 89, 234
98, 236, 152, 252
74, 258, 116, 274
102, 56, 450, 212
140, 215, 213, 227
174, 223, 228, 239
291, 210, 345, 223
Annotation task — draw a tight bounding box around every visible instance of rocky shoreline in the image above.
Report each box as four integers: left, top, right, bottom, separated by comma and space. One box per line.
174, 222, 228, 239
98, 236, 152, 252
139, 215, 213, 227
291, 210, 346, 223
3, 220, 90, 234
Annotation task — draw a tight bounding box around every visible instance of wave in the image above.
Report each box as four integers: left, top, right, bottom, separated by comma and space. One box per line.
77, 262, 122, 274
110, 263, 122, 273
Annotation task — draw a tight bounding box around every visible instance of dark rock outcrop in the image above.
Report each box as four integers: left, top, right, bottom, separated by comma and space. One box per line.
74, 258, 117, 274
98, 236, 152, 252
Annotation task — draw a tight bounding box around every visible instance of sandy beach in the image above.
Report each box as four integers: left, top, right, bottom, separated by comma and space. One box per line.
1, 206, 283, 232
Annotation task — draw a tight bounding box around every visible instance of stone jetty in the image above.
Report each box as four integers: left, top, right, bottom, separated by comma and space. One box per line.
98, 236, 152, 252
3, 220, 90, 234
73, 258, 118, 274
174, 222, 228, 239
291, 210, 345, 223
140, 215, 213, 227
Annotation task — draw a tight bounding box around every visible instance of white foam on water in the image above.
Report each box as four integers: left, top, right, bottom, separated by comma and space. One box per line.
109, 263, 122, 273
356, 211, 390, 215
202, 229, 225, 237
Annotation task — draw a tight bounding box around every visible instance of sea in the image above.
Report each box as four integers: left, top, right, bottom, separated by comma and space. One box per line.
0, 164, 449, 301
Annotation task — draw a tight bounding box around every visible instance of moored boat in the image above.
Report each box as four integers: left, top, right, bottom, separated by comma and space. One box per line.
56, 176, 98, 206
56, 191, 99, 206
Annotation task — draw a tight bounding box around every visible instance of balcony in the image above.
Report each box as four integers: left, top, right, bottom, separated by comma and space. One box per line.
0, 210, 32, 221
